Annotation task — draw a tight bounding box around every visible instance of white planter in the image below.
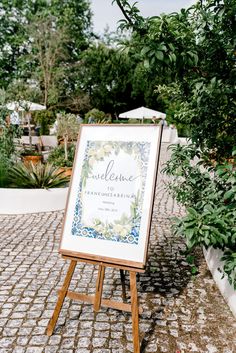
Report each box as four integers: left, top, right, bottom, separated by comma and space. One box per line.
0, 187, 68, 214
203, 247, 236, 317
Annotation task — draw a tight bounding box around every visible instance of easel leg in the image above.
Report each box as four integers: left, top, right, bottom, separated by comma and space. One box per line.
46, 260, 77, 336
120, 269, 127, 301
130, 271, 140, 353
94, 264, 105, 312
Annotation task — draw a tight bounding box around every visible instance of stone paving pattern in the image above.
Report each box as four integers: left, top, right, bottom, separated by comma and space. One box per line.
0, 143, 235, 353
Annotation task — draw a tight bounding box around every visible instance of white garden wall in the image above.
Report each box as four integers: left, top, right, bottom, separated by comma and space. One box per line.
0, 187, 68, 214
203, 247, 236, 317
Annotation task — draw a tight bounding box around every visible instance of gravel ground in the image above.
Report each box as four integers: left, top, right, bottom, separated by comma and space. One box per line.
0, 143, 235, 353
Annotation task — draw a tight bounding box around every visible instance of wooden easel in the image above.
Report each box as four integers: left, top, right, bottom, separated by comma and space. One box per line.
46, 255, 144, 353
46, 124, 165, 352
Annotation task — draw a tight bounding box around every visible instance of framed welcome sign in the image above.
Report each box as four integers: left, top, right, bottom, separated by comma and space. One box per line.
60, 124, 162, 269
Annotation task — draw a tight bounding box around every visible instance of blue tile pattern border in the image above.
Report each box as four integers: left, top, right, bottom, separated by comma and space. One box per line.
71, 141, 150, 245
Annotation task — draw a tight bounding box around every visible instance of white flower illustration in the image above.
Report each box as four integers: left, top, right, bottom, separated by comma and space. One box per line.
88, 148, 97, 157
113, 223, 132, 238
103, 144, 113, 153
96, 148, 106, 159
88, 156, 96, 166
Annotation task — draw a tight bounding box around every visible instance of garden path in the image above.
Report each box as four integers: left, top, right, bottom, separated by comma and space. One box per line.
0, 143, 235, 353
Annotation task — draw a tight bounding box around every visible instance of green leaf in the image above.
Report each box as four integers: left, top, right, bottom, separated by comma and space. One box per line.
224, 190, 234, 200
141, 46, 150, 56
191, 266, 198, 275
155, 51, 164, 61
185, 228, 195, 238
143, 59, 150, 68
186, 255, 195, 264
187, 208, 198, 217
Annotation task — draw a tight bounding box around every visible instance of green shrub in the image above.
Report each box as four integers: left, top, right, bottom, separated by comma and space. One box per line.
33, 110, 56, 135
0, 114, 19, 187
164, 144, 236, 288
8, 162, 70, 189
48, 144, 75, 168
20, 149, 42, 157
84, 108, 106, 123
0, 156, 11, 187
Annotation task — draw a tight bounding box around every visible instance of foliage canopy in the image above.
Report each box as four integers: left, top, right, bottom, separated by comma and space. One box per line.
114, 0, 236, 157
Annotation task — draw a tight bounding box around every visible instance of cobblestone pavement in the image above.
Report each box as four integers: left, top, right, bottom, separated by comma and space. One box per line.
0, 143, 235, 353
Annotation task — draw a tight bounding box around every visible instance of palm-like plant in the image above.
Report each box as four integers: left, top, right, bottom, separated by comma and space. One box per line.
8, 162, 70, 189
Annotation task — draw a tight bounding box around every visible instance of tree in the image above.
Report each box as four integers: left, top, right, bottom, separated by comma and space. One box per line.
48, 0, 93, 109
114, 0, 236, 158
27, 14, 68, 108
114, 0, 236, 292
50, 0, 92, 60
0, 0, 92, 111
0, 1, 28, 88
0, 0, 51, 88
56, 113, 80, 162
76, 42, 137, 115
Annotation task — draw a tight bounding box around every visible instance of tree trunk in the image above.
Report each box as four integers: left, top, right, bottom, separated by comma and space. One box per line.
26, 113, 32, 150
44, 82, 48, 108
64, 135, 68, 161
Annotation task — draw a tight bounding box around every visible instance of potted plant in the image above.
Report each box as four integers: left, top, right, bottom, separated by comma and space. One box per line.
53, 113, 80, 175
33, 110, 56, 135
47, 144, 75, 176
20, 148, 43, 165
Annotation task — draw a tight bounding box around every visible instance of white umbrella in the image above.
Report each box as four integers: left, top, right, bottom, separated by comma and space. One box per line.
119, 106, 166, 121
5, 100, 46, 111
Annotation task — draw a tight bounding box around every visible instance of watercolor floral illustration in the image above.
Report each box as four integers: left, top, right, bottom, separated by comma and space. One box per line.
71, 141, 150, 244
